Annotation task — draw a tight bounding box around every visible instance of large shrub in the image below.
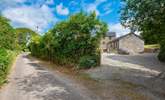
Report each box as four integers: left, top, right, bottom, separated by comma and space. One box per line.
78, 54, 100, 69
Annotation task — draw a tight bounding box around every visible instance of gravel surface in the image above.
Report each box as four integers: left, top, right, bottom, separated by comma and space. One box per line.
0, 53, 99, 100
86, 53, 165, 100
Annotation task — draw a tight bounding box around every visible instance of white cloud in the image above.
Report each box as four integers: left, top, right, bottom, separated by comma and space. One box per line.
0, 0, 19, 9
0, 0, 25, 3
0, 0, 52, 10
101, 3, 112, 15
56, 3, 69, 15
86, 4, 100, 15
2, 5, 57, 33
109, 23, 130, 37
85, 0, 107, 16
100, 9, 112, 16
14, 0, 26, 3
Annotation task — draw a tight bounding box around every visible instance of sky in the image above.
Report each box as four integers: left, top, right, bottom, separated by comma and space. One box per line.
0, 0, 130, 37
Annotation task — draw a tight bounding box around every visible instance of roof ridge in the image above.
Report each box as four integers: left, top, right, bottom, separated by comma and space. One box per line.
108, 33, 142, 43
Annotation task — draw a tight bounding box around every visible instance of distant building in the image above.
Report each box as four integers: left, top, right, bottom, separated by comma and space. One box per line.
100, 32, 144, 54
108, 33, 144, 54
100, 32, 116, 52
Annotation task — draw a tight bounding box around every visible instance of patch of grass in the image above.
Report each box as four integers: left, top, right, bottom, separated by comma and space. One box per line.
144, 44, 160, 49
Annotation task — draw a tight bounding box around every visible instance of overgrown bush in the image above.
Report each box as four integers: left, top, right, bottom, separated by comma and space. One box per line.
0, 48, 16, 85
78, 55, 100, 69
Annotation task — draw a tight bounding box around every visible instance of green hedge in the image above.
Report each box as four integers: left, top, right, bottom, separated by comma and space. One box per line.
29, 12, 107, 69
0, 48, 17, 85
78, 54, 100, 69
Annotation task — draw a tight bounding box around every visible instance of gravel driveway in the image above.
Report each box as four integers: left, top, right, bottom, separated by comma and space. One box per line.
0, 53, 99, 100
86, 53, 165, 100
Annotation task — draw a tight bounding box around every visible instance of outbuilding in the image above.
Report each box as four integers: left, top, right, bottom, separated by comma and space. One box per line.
108, 33, 144, 54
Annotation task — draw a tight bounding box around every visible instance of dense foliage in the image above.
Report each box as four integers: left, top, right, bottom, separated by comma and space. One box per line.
141, 32, 160, 44
0, 15, 19, 86
30, 12, 108, 68
158, 40, 165, 62
78, 55, 100, 69
0, 16, 16, 50
15, 28, 39, 51
0, 15, 39, 86
0, 48, 16, 85
29, 35, 42, 57
120, 0, 165, 61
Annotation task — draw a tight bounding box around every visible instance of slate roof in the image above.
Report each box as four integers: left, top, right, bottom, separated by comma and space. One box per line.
109, 33, 143, 43
106, 32, 116, 37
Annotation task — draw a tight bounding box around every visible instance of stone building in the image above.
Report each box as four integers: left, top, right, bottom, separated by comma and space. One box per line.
108, 33, 144, 54
100, 32, 116, 52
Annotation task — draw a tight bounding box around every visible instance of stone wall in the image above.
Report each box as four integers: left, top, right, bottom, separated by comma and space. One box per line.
100, 37, 111, 52
119, 34, 144, 54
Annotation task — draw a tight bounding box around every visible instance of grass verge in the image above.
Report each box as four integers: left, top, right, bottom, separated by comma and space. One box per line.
144, 44, 160, 49
0, 49, 19, 87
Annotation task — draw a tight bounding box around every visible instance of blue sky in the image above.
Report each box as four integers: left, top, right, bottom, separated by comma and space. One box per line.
0, 0, 130, 36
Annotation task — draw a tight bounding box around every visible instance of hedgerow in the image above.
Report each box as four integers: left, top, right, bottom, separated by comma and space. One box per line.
0, 15, 19, 86
29, 12, 108, 68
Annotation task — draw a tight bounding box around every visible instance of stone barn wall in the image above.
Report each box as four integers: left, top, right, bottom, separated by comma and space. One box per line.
100, 37, 111, 52
119, 34, 144, 54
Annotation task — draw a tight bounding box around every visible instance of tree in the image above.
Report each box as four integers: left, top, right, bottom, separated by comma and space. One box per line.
29, 35, 41, 57
0, 16, 16, 50
141, 32, 160, 44
120, 0, 165, 61
15, 28, 39, 51
50, 12, 108, 64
